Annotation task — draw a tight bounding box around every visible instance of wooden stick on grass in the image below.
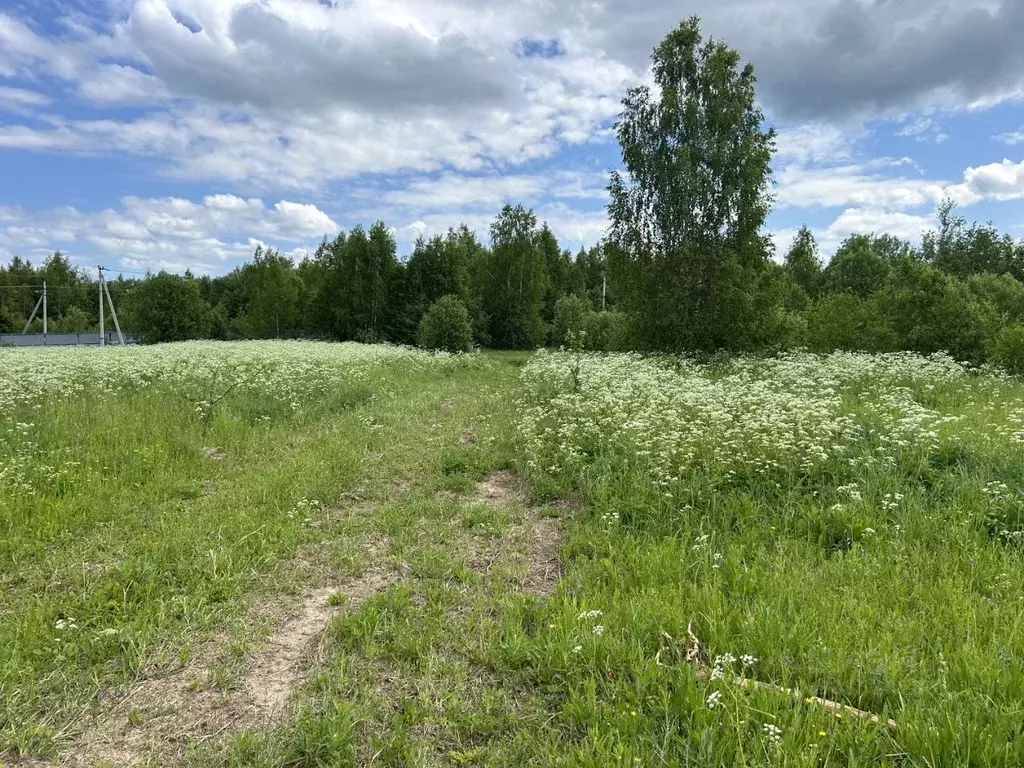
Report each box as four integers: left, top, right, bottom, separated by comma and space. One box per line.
661, 626, 898, 730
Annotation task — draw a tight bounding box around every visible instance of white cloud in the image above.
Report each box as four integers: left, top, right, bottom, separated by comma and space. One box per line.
373, 170, 608, 211
775, 162, 947, 210
774, 123, 857, 167
996, 127, 1024, 145
2, 0, 1022, 276
0, 194, 337, 272
0, 86, 51, 111
895, 115, 949, 144
946, 159, 1024, 204
827, 208, 935, 241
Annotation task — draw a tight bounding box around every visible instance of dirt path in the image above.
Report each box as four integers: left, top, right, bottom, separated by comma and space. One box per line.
55, 538, 396, 768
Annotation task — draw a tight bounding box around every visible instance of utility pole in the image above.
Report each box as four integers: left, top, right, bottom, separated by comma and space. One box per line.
97, 267, 125, 346
602, 272, 607, 311
102, 273, 125, 345
42, 281, 47, 342
99, 267, 105, 346
22, 288, 43, 335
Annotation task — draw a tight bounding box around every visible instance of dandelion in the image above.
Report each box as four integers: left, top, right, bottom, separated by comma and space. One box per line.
818, 731, 827, 737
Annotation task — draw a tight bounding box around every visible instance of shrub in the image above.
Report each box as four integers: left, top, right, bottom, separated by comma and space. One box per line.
583, 310, 631, 351
125, 271, 212, 344
418, 295, 473, 353
990, 324, 1024, 376
552, 296, 591, 348
805, 293, 896, 353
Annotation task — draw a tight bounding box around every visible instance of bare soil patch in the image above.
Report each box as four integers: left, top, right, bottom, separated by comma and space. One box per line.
473, 470, 525, 508
245, 550, 394, 720
54, 538, 395, 767
466, 470, 564, 596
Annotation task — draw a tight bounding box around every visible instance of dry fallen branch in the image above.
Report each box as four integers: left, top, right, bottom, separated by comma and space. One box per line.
661, 626, 898, 730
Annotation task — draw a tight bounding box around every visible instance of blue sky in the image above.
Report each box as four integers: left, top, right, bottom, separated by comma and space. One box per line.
1, 0, 1023, 276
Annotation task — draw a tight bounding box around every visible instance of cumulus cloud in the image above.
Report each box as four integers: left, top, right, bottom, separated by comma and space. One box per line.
0, 194, 337, 271
125, 0, 522, 115
775, 161, 947, 211
2, 0, 1021, 187
946, 159, 1024, 205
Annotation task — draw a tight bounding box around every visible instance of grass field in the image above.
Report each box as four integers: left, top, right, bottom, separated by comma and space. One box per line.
3, 342, 1024, 766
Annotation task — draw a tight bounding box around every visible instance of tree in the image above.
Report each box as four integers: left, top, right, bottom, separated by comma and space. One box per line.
418, 295, 473, 353
126, 272, 212, 343
883, 259, 995, 364
537, 224, 570, 332
606, 15, 776, 352
923, 200, 1017, 279
783, 226, 822, 306
404, 226, 485, 342
310, 223, 399, 342
480, 205, 548, 349
240, 246, 301, 338
824, 235, 891, 297
967, 273, 1024, 325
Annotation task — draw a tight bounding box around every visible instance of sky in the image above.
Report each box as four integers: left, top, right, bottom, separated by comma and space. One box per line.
0, 0, 1023, 276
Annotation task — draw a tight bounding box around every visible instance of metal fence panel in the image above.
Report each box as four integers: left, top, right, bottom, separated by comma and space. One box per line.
0, 332, 137, 347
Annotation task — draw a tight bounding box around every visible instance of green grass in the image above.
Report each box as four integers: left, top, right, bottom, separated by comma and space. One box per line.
4, 343, 1024, 766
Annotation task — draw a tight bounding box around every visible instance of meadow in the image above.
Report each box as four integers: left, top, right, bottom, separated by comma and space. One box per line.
3, 341, 1024, 766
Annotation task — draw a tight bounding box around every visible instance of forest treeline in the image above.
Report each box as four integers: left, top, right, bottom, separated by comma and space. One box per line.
4, 16, 1024, 370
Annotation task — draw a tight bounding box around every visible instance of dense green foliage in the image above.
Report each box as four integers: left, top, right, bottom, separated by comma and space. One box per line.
125, 271, 212, 344
417, 295, 473, 353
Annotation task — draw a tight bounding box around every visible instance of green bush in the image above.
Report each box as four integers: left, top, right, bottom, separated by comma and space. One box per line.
125, 271, 212, 344
552, 296, 591, 348
583, 310, 631, 351
805, 293, 896, 353
417, 295, 473, 353
990, 324, 1024, 375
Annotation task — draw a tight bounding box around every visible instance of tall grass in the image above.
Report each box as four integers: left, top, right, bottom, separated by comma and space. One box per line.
504, 350, 1024, 766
